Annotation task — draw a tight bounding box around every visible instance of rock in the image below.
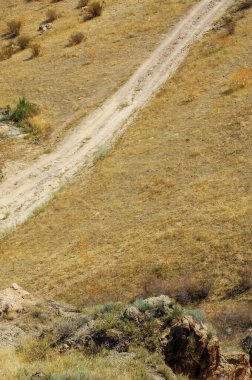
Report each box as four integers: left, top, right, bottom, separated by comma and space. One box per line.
241, 330, 252, 367
39, 23, 53, 33
123, 306, 143, 322
0, 323, 25, 347
162, 316, 250, 379
214, 352, 250, 379
0, 124, 22, 138
162, 316, 219, 379
0, 283, 33, 316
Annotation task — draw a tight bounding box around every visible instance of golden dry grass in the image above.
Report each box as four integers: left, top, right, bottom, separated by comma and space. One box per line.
0, 4, 251, 319
0, 346, 164, 380
0, 0, 196, 169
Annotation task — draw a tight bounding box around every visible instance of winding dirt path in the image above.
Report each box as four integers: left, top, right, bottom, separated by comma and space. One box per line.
0, 0, 234, 233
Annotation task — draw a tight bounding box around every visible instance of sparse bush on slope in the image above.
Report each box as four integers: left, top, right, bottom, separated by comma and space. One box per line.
69, 32, 86, 46
30, 43, 42, 58
10, 97, 39, 124
17, 35, 31, 50
6, 19, 22, 37
0, 45, 14, 61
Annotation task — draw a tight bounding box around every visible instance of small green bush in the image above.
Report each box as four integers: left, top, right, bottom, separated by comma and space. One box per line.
10, 97, 39, 123
185, 309, 206, 323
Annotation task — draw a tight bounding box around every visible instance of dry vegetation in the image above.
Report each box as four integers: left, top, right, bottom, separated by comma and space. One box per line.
0, 0, 196, 171
0, 347, 173, 380
0, 2, 251, 341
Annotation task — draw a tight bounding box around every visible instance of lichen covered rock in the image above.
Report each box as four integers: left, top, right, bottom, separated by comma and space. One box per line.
0, 283, 33, 316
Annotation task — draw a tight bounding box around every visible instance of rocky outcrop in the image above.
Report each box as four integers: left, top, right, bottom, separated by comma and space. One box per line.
162, 316, 220, 379
214, 352, 250, 379
0, 323, 25, 347
162, 316, 250, 379
0, 283, 33, 316
55, 295, 250, 379
0, 287, 249, 379
241, 330, 252, 368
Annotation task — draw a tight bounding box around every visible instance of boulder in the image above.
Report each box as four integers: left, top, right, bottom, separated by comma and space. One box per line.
38, 23, 52, 33
0, 323, 25, 347
0, 283, 33, 316
162, 316, 220, 379
213, 352, 250, 379
123, 306, 143, 322
241, 330, 252, 367
162, 316, 250, 379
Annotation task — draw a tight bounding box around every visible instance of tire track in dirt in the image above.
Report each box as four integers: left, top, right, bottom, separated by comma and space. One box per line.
0, 0, 234, 234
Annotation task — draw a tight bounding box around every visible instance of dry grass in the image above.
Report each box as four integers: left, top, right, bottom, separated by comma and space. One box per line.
0, 346, 164, 380
0, 0, 195, 170
0, 6, 251, 309
0, 3, 251, 335
141, 272, 213, 305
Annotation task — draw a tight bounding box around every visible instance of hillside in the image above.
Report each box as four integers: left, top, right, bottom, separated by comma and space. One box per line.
0, 0, 196, 171
0, 286, 250, 379
0, 0, 251, 378
0, 0, 251, 335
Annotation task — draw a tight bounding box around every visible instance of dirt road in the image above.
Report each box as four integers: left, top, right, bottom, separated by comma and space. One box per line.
0, 0, 234, 233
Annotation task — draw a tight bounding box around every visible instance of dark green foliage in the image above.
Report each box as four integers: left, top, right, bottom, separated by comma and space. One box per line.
10, 97, 38, 123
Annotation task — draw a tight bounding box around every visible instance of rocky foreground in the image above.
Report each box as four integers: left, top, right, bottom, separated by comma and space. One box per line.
0, 284, 251, 379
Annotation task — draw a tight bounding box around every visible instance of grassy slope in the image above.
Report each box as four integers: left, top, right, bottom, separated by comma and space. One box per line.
0, 0, 196, 169
0, 3, 251, 316
0, 348, 168, 380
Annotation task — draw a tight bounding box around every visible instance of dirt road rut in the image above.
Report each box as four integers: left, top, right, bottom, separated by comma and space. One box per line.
0, 0, 234, 233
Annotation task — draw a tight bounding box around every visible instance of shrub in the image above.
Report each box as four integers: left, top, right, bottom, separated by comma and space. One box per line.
55, 320, 75, 340
223, 17, 235, 35
46, 9, 59, 22
30, 43, 41, 58
83, 1, 103, 20
89, 1, 103, 17
7, 19, 22, 37
185, 309, 206, 323
10, 97, 39, 124
69, 32, 86, 46
142, 272, 213, 305
0, 45, 14, 61
17, 35, 31, 50
211, 303, 252, 337
226, 268, 251, 298
77, 0, 89, 8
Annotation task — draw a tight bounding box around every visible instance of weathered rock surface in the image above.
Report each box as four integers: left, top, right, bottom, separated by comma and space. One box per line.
241, 330, 252, 368
162, 316, 250, 379
0, 323, 25, 347
38, 23, 53, 33
0, 283, 33, 316
213, 352, 250, 379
